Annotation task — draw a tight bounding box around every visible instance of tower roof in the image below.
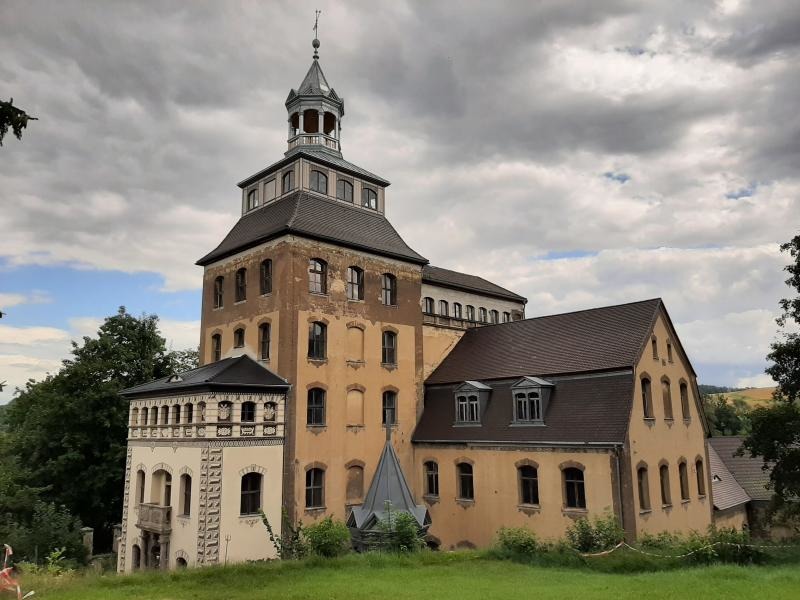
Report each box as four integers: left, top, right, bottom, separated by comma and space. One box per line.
297, 60, 332, 96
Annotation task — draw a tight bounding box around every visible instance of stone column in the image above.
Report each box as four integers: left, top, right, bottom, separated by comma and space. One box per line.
299, 112, 304, 134
318, 110, 325, 135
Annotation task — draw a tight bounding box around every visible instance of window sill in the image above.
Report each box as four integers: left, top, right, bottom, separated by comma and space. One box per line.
381, 362, 398, 371
212, 306, 223, 311
309, 292, 330, 298
233, 345, 245, 350
562, 508, 588, 517
346, 424, 365, 432
304, 506, 326, 515
239, 513, 261, 519
423, 494, 440, 505
518, 504, 541, 516
259, 292, 272, 298
306, 425, 327, 432
698, 495, 707, 501
234, 300, 246, 305
455, 498, 475, 508
347, 298, 364, 303
681, 499, 691, 505
258, 358, 270, 364
662, 503, 673, 510
683, 418, 692, 425
452, 422, 481, 428
307, 358, 328, 365
639, 509, 652, 516
346, 360, 365, 368
509, 421, 546, 427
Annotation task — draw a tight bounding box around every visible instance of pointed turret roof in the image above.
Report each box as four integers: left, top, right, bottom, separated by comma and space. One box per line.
298, 60, 332, 96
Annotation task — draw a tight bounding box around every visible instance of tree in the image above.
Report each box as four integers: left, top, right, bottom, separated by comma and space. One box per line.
0, 98, 37, 145
703, 394, 750, 436
743, 234, 800, 521
0, 307, 193, 552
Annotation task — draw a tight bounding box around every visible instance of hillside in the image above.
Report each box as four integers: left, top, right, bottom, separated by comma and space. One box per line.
710, 387, 776, 409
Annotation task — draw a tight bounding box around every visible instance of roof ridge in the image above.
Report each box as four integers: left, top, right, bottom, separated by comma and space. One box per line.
204, 355, 242, 382
526, 298, 662, 321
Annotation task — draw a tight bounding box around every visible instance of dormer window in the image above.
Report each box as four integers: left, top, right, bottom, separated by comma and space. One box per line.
456, 395, 479, 423
246, 189, 257, 211
336, 179, 353, 203
362, 187, 377, 210
511, 376, 554, 424
453, 381, 491, 425
282, 170, 295, 194
310, 170, 328, 194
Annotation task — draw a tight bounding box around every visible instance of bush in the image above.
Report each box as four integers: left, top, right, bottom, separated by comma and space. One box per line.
304, 517, 351, 558
377, 508, 425, 552
565, 513, 623, 553
681, 526, 763, 566
495, 527, 539, 556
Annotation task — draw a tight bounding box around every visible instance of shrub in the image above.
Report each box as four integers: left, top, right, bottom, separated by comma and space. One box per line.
260, 509, 307, 559
681, 526, 763, 566
304, 517, 351, 558
495, 527, 539, 556
377, 507, 425, 552
565, 513, 623, 553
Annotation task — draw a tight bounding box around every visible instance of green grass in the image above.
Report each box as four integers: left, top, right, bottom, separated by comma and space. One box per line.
22, 552, 800, 600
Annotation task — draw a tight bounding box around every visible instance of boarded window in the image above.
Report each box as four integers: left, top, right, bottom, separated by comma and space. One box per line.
346, 389, 364, 426
346, 466, 364, 503
346, 326, 364, 362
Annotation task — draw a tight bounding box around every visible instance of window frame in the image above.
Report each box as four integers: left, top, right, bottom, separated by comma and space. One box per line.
362, 187, 378, 210
518, 465, 540, 506
382, 390, 397, 426
439, 300, 449, 316
382, 330, 398, 365
307, 388, 326, 426
212, 333, 222, 362
680, 382, 691, 420
457, 462, 474, 501
502, 311, 511, 323
489, 309, 499, 324
695, 458, 706, 497
346, 266, 364, 301
282, 170, 295, 194
641, 376, 654, 419
240, 472, 262, 516
563, 467, 587, 510
659, 463, 672, 507
258, 323, 271, 360
213, 276, 224, 309
381, 273, 397, 306
235, 268, 247, 302
678, 461, 690, 501
478, 307, 488, 323
233, 327, 245, 348
180, 473, 192, 517
453, 303, 463, 319
305, 467, 325, 508
259, 259, 272, 295
308, 258, 327, 294
424, 461, 439, 497
662, 377, 674, 420
310, 170, 328, 194
241, 401, 256, 423
423, 296, 434, 314
308, 321, 327, 360
336, 179, 354, 203
246, 189, 257, 211
637, 465, 651, 511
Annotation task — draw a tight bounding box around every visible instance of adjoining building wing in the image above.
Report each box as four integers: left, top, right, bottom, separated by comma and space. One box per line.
708, 436, 773, 502
422, 265, 527, 303
708, 443, 751, 511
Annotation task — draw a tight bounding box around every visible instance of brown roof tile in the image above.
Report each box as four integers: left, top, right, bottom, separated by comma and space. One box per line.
708, 443, 751, 510
422, 265, 527, 303
708, 436, 773, 501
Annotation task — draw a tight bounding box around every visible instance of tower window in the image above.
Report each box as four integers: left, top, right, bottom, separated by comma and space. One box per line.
382, 331, 397, 365
514, 391, 542, 422
423, 297, 434, 314
456, 395, 480, 423
382, 390, 397, 426
282, 170, 295, 194
246, 189, 257, 211
308, 321, 327, 360
263, 178, 276, 203
211, 334, 221, 362
424, 461, 439, 497
308, 258, 327, 294
213, 276, 224, 309
234, 328, 245, 348
381, 274, 397, 306
310, 170, 328, 194
490, 310, 499, 324
240, 472, 262, 515
457, 463, 474, 500
362, 187, 378, 210
346, 266, 364, 300
260, 259, 272, 295
336, 179, 353, 203
503, 312, 511, 323
235, 268, 247, 302
259, 323, 271, 360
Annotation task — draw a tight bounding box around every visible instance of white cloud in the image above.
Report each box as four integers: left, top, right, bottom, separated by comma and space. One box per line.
735, 373, 776, 389
0, 292, 52, 309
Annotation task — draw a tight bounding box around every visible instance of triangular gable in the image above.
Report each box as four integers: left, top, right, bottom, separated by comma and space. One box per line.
511, 376, 554, 389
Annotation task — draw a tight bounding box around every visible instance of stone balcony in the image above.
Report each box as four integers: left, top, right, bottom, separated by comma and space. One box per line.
287, 133, 339, 151
129, 422, 285, 441
422, 313, 486, 330
136, 503, 171, 535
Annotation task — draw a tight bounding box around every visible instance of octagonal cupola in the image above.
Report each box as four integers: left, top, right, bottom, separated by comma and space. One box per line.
285, 37, 345, 157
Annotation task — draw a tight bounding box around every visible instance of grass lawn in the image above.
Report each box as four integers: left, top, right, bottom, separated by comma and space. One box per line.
23, 552, 800, 600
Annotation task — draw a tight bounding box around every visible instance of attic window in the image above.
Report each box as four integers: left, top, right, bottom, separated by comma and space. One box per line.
167, 374, 183, 383
712, 474, 722, 483
511, 377, 554, 425
453, 381, 491, 425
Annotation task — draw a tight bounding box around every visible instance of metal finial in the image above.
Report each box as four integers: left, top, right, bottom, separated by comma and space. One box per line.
312, 10, 321, 59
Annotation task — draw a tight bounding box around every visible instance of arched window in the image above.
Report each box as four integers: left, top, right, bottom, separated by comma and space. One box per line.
241, 401, 256, 423
140, 407, 148, 426
346, 388, 364, 426
282, 170, 295, 193
197, 401, 206, 422
680, 382, 691, 419
211, 334, 221, 362
423, 297, 434, 314
149, 407, 157, 425
679, 461, 690, 501
308, 321, 327, 360
307, 388, 326, 426
260, 259, 272, 295
259, 323, 271, 360
667, 341, 674, 362
651, 336, 658, 359
346, 465, 364, 503
240, 472, 262, 515
246, 189, 257, 211
457, 463, 474, 500
235, 268, 247, 302
172, 404, 181, 424
305, 468, 325, 508
439, 300, 449, 316
453, 303, 463, 319
424, 461, 439, 497
466, 305, 475, 321
184, 403, 194, 424
346, 266, 364, 300
695, 459, 706, 496
213, 276, 224, 309
381, 274, 397, 306
336, 179, 353, 203
136, 469, 145, 505
456, 395, 480, 423
151, 470, 172, 506
180, 474, 192, 516
503, 312, 511, 323
217, 401, 232, 422
176, 557, 187, 568
563, 467, 586, 509
234, 327, 245, 348
660, 464, 672, 506
160, 405, 169, 425
637, 466, 651, 510
362, 187, 377, 210
490, 309, 499, 324
382, 390, 397, 426
515, 391, 542, 422
131, 407, 139, 427
308, 258, 327, 294
662, 378, 673, 420
478, 307, 488, 323
519, 465, 539, 505
382, 331, 397, 365
641, 377, 654, 419
310, 170, 328, 194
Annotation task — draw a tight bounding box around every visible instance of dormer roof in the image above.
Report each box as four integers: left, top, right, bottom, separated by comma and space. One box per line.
456, 380, 492, 392
512, 376, 554, 388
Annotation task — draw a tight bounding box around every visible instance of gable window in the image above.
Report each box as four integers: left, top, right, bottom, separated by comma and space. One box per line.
519, 465, 539, 505
695, 459, 706, 496
260, 259, 272, 295
234, 327, 245, 348
246, 189, 257, 211
382, 331, 397, 365
259, 323, 271, 360
563, 467, 586, 509
662, 378, 673, 420
511, 377, 553, 424
456, 395, 480, 423
282, 170, 295, 193
306, 468, 325, 508
453, 303, 463, 319
211, 334, 221, 362
307, 388, 326, 426
241, 401, 256, 423
503, 312, 511, 323
424, 461, 439, 497
680, 382, 691, 419
213, 276, 224, 309
637, 466, 651, 511
490, 309, 499, 324
466, 305, 475, 321
457, 462, 474, 500
308, 258, 327, 294
308, 321, 327, 360
362, 187, 377, 210
660, 464, 672, 506
423, 297, 434, 314
641, 377, 654, 419
310, 170, 328, 194
478, 307, 488, 323
679, 461, 690, 501
382, 390, 397, 426
180, 474, 192, 516
439, 300, 449, 316
240, 472, 262, 515
336, 179, 353, 203
515, 391, 541, 422
667, 341, 674, 363
346, 266, 364, 300
235, 268, 247, 302
381, 274, 397, 306
651, 336, 658, 359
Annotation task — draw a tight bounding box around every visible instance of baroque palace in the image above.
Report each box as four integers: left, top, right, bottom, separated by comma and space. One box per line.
117, 38, 713, 572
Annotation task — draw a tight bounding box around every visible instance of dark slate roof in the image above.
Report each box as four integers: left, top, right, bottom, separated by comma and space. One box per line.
426, 299, 662, 385
120, 355, 289, 399
422, 265, 527, 303
196, 191, 427, 266
708, 443, 751, 510
708, 436, 774, 502
238, 149, 389, 188
295, 59, 334, 97
413, 371, 633, 445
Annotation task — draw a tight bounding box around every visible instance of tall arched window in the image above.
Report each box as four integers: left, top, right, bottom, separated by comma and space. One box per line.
140, 407, 148, 426
260, 259, 272, 295
308, 258, 327, 294
466, 305, 475, 321
180, 474, 192, 516
424, 461, 439, 497
667, 341, 674, 362
241, 401, 256, 423
213, 276, 224, 309
518, 465, 539, 505
641, 377, 654, 419
696, 459, 706, 496
563, 467, 586, 509
457, 463, 474, 500
240, 472, 262, 515
246, 189, 257, 211
439, 300, 449, 316
660, 464, 672, 506
172, 404, 181, 424
310, 170, 328, 194
680, 382, 691, 419
307, 388, 326, 426
282, 170, 295, 193
160, 405, 169, 425
259, 323, 271, 360
235, 268, 247, 302
149, 406, 157, 425
662, 378, 673, 420
679, 461, 690, 501
490, 309, 499, 324
637, 466, 651, 510
184, 403, 194, 424
478, 307, 488, 322
382, 390, 397, 426
151, 470, 172, 506
136, 469, 145, 505
308, 321, 327, 360
131, 407, 139, 427
652, 336, 658, 359
346, 266, 364, 300
305, 468, 325, 508
382, 331, 397, 365
503, 312, 511, 323
381, 274, 397, 306
453, 303, 463, 319
362, 187, 377, 210
197, 401, 206, 422
423, 297, 434, 314
211, 333, 221, 362
346, 465, 364, 503
336, 179, 353, 202
234, 327, 245, 348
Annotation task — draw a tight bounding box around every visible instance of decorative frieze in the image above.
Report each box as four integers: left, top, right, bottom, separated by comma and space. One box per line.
117, 446, 133, 572
197, 445, 224, 565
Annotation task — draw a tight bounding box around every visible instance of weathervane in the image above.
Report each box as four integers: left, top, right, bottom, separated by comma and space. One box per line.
312, 9, 321, 59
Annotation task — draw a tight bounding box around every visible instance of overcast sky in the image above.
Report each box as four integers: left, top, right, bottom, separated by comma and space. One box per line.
1, 0, 799, 402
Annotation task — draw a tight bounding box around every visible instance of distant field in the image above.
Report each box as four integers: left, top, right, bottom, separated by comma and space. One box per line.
711, 387, 776, 408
